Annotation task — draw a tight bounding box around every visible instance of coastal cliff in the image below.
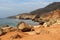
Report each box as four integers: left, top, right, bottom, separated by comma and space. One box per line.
7, 2, 60, 20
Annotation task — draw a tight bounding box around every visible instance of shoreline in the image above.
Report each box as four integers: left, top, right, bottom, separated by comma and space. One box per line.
0, 9, 60, 40
0, 21, 60, 40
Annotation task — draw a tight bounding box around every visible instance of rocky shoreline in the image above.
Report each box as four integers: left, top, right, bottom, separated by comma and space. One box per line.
0, 11, 60, 40
0, 17, 60, 40
0, 2, 60, 40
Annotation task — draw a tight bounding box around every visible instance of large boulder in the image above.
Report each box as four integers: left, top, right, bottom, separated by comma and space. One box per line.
17, 21, 33, 32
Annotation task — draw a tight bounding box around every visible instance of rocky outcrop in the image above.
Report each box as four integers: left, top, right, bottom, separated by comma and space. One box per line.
38, 9, 60, 27
17, 13, 36, 19
8, 13, 36, 20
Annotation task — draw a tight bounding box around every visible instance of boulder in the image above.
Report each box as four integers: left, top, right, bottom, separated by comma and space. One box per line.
17, 21, 33, 32
0, 28, 3, 36
33, 25, 44, 34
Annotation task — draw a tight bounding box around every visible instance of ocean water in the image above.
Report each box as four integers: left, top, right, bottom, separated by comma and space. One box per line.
0, 18, 39, 27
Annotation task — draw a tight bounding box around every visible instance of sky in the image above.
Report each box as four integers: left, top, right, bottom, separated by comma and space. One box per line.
0, 0, 60, 18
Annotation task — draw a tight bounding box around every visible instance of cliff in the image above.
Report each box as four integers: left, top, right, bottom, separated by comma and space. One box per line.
7, 2, 60, 20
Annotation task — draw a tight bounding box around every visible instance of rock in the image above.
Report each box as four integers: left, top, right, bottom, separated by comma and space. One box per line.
9, 31, 28, 40
17, 21, 33, 32
1, 25, 9, 28
39, 21, 45, 25
10, 34, 22, 40
33, 25, 50, 34
55, 18, 60, 24
33, 25, 44, 34
8, 13, 36, 20
18, 13, 36, 19
33, 25, 41, 28
0, 28, 3, 36
2, 27, 14, 33
43, 18, 57, 27
25, 31, 36, 35
10, 27, 18, 31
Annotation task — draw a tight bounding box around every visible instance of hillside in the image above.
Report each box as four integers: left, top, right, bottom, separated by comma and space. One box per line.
7, 2, 60, 20
30, 2, 60, 15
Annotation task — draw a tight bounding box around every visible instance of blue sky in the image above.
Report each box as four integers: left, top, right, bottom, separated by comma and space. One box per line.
0, 0, 60, 18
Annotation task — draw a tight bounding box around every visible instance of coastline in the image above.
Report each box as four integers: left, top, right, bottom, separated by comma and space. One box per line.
0, 2, 60, 40
0, 20, 60, 40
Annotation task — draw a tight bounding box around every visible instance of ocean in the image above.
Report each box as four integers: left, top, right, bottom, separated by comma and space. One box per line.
0, 18, 39, 27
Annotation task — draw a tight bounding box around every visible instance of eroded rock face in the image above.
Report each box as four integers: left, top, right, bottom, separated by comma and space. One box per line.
17, 21, 33, 32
